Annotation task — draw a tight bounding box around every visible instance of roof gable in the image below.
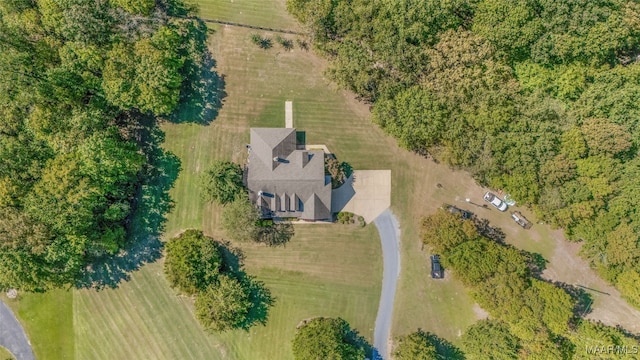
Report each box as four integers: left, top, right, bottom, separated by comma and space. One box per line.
301, 193, 330, 220
250, 128, 297, 170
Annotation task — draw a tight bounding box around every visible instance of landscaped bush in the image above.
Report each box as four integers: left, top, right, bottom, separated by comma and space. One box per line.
336, 212, 354, 224
257, 219, 274, 227
325, 156, 353, 188
275, 35, 294, 50
336, 212, 366, 227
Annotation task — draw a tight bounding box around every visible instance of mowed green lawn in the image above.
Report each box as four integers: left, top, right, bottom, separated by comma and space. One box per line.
0, 345, 15, 360
1, 289, 74, 360
194, 0, 300, 30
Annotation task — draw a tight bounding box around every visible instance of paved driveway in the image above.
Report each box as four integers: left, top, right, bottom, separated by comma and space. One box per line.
331, 170, 391, 223
372, 209, 401, 360
0, 300, 34, 360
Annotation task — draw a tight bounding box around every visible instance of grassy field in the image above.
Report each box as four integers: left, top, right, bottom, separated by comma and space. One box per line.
0, 346, 15, 360
194, 0, 300, 30
1, 289, 74, 360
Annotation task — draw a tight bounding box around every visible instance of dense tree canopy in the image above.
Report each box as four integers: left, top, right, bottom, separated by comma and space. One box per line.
461, 320, 520, 360
569, 319, 640, 360
292, 317, 366, 360
288, 0, 640, 309
421, 211, 638, 358
0, 0, 211, 290
200, 160, 245, 205
221, 196, 260, 242
195, 274, 251, 332
221, 195, 295, 246
164, 229, 222, 295
164, 230, 275, 331
393, 330, 437, 360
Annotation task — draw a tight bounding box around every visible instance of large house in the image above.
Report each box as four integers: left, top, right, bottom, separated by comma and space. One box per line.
246, 127, 332, 221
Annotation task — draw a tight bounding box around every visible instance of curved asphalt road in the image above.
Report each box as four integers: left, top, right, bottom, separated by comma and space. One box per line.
372, 209, 401, 360
0, 300, 35, 360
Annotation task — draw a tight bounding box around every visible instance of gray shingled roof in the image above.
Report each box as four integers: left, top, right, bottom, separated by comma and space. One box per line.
247, 128, 332, 220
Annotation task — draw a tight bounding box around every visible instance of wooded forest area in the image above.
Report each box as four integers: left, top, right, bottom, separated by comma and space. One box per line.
422, 210, 639, 359
288, 0, 640, 308
0, 0, 210, 290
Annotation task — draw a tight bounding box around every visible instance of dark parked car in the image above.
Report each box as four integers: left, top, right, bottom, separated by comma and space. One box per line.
442, 204, 473, 219
511, 211, 532, 229
431, 255, 443, 279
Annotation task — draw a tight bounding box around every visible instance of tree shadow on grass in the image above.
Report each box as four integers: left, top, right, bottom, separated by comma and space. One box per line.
169, 19, 227, 125
240, 275, 275, 329
350, 329, 374, 360
216, 240, 246, 276
550, 280, 593, 318
425, 332, 465, 360
215, 241, 276, 330
76, 124, 181, 289
525, 252, 548, 278
472, 217, 506, 244
256, 221, 294, 247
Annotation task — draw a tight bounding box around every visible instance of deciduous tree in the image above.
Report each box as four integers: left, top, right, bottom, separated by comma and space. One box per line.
461, 320, 520, 360
420, 210, 478, 254
110, 0, 156, 15
221, 196, 260, 242
200, 160, 245, 204
616, 270, 640, 308
393, 329, 437, 360
292, 317, 366, 360
164, 229, 222, 295
195, 274, 251, 332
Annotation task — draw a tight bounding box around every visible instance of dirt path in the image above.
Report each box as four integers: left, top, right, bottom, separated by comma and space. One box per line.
541, 233, 640, 333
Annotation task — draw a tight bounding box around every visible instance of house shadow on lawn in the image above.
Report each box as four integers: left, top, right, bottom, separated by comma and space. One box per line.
76, 125, 181, 290
168, 19, 227, 125
330, 174, 356, 213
